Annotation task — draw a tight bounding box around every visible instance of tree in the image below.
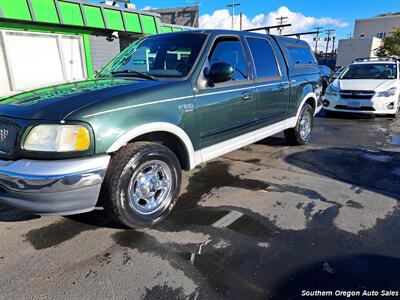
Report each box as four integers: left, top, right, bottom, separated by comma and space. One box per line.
376, 27, 400, 57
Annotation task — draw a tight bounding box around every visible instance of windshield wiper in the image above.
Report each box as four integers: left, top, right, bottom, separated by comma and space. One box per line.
111, 70, 156, 80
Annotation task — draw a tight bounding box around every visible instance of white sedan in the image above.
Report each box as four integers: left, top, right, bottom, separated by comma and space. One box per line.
323, 58, 400, 117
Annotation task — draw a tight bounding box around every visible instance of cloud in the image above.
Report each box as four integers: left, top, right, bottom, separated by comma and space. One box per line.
141, 5, 157, 11
199, 6, 348, 50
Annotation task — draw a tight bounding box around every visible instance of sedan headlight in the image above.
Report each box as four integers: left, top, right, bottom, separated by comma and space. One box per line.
378, 87, 397, 97
24, 125, 90, 152
325, 85, 339, 96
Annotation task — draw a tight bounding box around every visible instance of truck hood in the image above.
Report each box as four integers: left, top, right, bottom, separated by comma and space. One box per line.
337, 79, 397, 92
0, 78, 166, 120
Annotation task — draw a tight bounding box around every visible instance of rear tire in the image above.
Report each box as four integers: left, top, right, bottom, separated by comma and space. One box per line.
101, 142, 182, 229
284, 103, 314, 145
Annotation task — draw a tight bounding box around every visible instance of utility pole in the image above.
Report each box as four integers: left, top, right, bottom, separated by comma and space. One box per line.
276, 16, 288, 35
313, 26, 323, 54
324, 29, 335, 64
331, 36, 336, 54
227, 2, 240, 30
347, 32, 352, 39
240, 12, 243, 30
191, 1, 200, 27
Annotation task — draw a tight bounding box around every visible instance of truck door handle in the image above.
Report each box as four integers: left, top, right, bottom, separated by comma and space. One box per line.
241, 91, 252, 100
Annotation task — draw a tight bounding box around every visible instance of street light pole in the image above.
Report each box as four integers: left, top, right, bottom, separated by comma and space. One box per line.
227, 2, 240, 30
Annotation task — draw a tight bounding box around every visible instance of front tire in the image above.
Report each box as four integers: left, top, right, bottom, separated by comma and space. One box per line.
284, 103, 314, 145
101, 142, 182, 229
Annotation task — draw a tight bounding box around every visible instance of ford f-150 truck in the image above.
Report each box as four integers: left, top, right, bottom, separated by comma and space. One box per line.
0, 30, 322, 228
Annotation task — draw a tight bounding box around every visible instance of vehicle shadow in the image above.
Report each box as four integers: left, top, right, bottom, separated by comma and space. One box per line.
270, 254, 400, 299
284, 147, 400, 198
320, 109, 396, 121
256, 135, 287, 147
0, 203, 40, 222
65, 209, 126, 229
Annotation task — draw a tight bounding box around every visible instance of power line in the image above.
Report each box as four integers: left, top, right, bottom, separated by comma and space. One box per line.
227, 2, 240, 30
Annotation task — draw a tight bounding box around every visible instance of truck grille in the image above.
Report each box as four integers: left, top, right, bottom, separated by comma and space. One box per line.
0, 120, 19, 155
340, 90, 375, 99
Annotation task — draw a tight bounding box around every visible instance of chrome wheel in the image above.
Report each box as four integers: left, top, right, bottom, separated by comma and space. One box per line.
128, 160, 172, 215
299, 110, 312, 140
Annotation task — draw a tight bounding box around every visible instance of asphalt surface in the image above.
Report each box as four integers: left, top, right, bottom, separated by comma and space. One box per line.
0, 111, 399, 299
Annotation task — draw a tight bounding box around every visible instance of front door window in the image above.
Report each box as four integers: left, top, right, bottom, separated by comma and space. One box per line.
208, 38, 247, 82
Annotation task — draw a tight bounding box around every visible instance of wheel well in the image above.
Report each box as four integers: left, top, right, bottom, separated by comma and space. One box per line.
305, 98, 316, 113
128, 131, 190, 170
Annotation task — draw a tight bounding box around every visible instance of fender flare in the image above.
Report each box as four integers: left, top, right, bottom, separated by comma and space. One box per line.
106, 122, 197, 169
285, 92, 318, 128
296, 92, 318, 118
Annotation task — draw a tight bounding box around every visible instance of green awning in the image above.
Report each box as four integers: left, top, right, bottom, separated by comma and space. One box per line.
0, 0, 190, 34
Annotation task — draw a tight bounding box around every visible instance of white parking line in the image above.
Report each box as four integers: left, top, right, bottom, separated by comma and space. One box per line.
212, 210, 244, 228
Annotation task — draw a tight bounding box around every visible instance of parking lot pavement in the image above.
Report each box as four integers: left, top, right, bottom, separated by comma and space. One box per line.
0, 112, 399, 299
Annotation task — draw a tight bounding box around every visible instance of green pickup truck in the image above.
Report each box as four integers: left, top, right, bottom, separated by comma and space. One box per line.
0, 30, 322, 228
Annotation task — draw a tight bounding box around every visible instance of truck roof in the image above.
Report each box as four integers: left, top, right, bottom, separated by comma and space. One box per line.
158, 29, 310, 47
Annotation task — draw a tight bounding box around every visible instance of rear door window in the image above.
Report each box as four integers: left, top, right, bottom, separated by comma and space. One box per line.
287, 45, 317, 65
246, 37, 280, 79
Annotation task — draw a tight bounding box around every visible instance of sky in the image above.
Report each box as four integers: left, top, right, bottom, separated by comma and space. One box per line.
90, 0, 400, 50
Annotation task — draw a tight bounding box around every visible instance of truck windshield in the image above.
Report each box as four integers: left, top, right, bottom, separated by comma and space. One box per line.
339, 63, 397, 80
98, 33, 207, 79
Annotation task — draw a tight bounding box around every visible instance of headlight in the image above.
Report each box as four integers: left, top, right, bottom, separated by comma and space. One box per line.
378, 87, 397, 97
24, 125, 90, 152
325, 85, 339, 96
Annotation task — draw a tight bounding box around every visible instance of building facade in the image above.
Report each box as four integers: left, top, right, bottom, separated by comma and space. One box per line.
336, 12, 400, 67
354, 12, 400, 39
0, 0, 191, 99
336, 37, 382, 67
150, 6, 199, 28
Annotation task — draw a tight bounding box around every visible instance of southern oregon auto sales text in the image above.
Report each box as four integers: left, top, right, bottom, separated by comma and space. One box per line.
301, 290, 399, 297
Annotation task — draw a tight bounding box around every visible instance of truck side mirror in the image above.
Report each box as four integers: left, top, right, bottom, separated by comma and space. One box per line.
207, 62, 234, 84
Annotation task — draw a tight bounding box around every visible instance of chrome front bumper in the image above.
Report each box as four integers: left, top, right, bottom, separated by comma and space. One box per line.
0, 155, 110, 215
